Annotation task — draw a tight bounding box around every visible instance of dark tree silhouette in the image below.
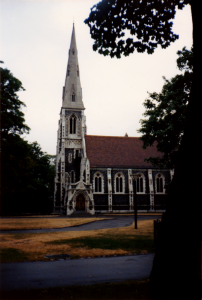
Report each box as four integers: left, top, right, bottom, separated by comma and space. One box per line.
139, 47, 193, 169
0, 64, 55, 214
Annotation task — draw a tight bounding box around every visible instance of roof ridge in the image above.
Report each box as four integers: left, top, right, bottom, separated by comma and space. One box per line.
85, 135, 140, 139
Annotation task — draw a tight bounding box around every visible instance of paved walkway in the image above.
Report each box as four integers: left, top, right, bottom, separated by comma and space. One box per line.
0, 254, 155, 291
0, 215, 161, 234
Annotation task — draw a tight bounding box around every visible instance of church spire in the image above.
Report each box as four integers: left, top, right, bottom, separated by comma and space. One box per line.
62, 24, 84, 110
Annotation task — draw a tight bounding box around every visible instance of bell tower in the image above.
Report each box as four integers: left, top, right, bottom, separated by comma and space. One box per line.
54, 24, 94, 215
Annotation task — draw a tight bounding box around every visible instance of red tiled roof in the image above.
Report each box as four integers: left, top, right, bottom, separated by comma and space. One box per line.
85, 135, 160, 169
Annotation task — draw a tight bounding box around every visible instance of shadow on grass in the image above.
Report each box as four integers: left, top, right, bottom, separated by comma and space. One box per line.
0, 280, 151, 300
0, 248, 28, 262
46, 234, 155, 253
11, 233, 35, 239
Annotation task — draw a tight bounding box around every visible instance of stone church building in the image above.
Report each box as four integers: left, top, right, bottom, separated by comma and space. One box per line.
54, 25, 173, 215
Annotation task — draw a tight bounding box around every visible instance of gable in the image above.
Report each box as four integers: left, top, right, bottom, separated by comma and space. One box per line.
85, 135, 161, 168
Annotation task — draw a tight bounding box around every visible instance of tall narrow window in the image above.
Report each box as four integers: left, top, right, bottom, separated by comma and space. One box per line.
70, 115, 76, 134
116, 177, 119, 192
72, 93, 75, 102
94, 173, 102, 193
83, 170, 86, 182
115, 173, 124, 193
70, 171, 75, 183
156, 173, 164, 193
136, 174, 144, 193
67, 65, 70, 77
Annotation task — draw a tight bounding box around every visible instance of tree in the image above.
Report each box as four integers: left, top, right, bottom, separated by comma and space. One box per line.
1, 65, 30, 136
138, 47, 193, 169
0, 64, 54, 214
84, 0, 185, 58
85, 2, 201, 299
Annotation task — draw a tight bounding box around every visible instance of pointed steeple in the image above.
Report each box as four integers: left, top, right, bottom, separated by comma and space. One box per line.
62, 24, 84, 110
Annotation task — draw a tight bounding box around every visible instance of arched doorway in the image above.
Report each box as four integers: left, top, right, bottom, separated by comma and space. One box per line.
76, 194, 85, 211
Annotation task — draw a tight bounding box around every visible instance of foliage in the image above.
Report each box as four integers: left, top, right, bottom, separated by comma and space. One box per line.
1, 66, 30, 136
0, 64, 54, 214
138, 47, 193, 168
84, 0, 187, 58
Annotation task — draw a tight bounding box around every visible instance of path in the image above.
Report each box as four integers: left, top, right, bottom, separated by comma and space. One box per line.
0, 254, 155, 291
0, 215, 161, 234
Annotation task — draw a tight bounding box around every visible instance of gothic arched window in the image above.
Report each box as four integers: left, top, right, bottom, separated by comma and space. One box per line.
70, 115, 76, 134
72, 93, 75, 102
115, 173, 124, 193
94, 172, 103, 193
136, 173, 145, 193
156, 173, 164, 193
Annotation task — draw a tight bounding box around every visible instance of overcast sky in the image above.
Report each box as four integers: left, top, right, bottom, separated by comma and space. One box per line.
1, 1, 192, 155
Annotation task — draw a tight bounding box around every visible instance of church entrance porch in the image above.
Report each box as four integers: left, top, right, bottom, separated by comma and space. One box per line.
76, 194, 85, 211
66, 182, 95, 215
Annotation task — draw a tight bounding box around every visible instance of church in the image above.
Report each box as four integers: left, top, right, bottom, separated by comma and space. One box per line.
54, 25, 172, 215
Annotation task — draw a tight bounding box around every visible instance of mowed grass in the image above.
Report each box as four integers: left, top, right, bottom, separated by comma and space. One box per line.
47, 234, 154, 253
0, 217, 108, 230
0, 220, 154, 262
0, 248, 28, 262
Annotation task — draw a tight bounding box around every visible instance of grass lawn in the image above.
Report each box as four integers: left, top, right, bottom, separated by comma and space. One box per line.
0, 280, 151, 300
0, 217, 108, 230
46, 234, 154, 253
0, 220, 154, 262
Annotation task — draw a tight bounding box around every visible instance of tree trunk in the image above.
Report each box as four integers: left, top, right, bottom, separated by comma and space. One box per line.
149, 3, 201, 299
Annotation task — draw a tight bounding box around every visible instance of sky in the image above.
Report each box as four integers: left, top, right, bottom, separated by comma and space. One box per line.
1, 1, 193, 155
